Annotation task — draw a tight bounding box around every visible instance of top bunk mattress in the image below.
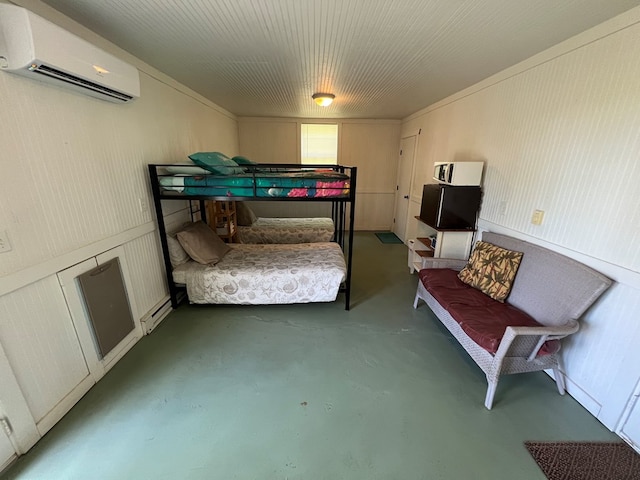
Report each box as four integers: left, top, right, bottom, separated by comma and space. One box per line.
148, 163, 357, 200
153, 164, 354, 200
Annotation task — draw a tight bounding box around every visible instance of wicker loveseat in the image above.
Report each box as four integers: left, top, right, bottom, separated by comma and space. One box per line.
413, 232, 612, 409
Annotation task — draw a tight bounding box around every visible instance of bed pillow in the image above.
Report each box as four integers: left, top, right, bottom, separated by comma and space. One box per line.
166, 235, 190, 268
164, 163, 210, 175
458, 241, 523, 303
159, 175, 185, 192
188, 152, 244, 175
236, 201, 258, 226
231, 155, 257, 166
176, 221, 231, 265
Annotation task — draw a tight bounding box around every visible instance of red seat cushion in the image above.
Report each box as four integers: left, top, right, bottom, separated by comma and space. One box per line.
418, 269, 560, 355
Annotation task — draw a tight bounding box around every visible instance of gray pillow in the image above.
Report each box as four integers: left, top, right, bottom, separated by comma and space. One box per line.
236, 201, 258, 226
176, 221, 231, 265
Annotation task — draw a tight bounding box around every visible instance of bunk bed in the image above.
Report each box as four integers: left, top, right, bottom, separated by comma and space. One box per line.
234, 202, 335, 244
148, 163, 357, 310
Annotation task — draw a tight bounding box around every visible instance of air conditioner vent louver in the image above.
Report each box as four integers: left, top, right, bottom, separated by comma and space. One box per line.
33, 65, 134, 102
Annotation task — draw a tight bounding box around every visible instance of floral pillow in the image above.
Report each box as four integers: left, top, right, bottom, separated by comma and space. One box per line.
458, 241, 523, 302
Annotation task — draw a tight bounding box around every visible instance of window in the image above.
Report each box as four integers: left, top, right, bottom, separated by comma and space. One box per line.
301, 124, 338, 165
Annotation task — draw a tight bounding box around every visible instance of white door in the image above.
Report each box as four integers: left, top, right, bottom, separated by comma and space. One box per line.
393, 135, 416, 242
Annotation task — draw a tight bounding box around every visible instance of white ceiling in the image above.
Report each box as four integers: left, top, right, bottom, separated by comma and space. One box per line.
40, 0, 639, 119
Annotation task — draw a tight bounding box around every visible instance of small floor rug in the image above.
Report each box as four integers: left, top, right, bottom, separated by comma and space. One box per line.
525, 441, 640, 480
374, 232, 403, 244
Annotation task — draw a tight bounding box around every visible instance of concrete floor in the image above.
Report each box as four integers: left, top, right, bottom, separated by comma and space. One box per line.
2, 233, 617, 480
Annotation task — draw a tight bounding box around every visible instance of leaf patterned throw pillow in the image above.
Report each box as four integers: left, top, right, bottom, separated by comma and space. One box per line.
458, 241, 524, 303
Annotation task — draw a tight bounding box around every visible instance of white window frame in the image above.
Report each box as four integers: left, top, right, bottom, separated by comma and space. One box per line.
300, 123, 339, 165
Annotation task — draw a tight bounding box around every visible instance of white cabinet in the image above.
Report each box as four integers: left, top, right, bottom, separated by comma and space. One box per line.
0, 341, 38, 469
57, 246, 143, 384
619, 380, 640, 454
0, 428, 15, 473
409, 217, 475, 273
0, 276, 92, 438
0, 245, 143, 475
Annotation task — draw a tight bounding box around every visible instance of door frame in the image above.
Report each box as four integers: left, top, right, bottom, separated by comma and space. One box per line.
392, 129, 420, 242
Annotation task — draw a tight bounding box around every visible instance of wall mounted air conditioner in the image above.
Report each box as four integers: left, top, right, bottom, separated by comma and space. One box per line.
0, 4, 140, 103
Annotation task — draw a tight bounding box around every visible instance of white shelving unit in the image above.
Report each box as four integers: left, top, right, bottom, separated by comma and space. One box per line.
408, 216, 475, 273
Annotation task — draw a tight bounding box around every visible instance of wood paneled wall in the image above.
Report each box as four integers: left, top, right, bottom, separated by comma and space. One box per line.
238, 118, 401, 230
0, 0, 239, 454
401, 7, 640, 431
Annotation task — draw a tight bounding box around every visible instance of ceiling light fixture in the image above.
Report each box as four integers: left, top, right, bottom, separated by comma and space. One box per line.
312, 93, 335, 107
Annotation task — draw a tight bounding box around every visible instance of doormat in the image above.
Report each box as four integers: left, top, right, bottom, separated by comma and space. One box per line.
524, 441, 640, 480
374, 232, 403, 244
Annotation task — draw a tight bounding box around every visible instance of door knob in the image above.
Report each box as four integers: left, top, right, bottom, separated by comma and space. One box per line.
403, 195, 409, 199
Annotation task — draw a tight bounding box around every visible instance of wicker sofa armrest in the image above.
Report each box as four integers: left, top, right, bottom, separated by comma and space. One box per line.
494, 321, 580, 362
420, 257, 468, 271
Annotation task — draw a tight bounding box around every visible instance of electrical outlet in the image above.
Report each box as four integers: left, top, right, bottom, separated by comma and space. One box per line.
0, 230, 12, 253
498, 200, 507, 216
531, 209, 545, 225
138, 197, 149, 213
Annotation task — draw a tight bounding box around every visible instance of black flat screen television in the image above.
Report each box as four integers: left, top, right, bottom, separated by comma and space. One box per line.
419, 184, 481, 230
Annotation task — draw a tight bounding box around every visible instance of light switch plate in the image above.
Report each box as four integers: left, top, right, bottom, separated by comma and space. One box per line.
0, 230, 12, 253
138, 197, 149, 213
531, 209, 545, 225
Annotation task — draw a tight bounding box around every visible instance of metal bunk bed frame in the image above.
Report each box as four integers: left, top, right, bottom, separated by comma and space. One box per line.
148, 163, 357, 310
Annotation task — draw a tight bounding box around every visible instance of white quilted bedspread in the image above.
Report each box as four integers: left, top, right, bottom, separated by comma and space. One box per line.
237, 217, 334, 244
172, 242, 346, 305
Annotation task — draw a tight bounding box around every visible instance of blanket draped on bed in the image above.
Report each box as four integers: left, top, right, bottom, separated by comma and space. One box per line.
237, 217, 334, 244
173, 243, 346, 305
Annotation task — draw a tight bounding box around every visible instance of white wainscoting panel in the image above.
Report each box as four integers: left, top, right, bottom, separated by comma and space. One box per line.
0, 432, 15, 475
354, 193, 395, 231
0, 339, 39, 456
122, 232, 167, 319
562, 285, 640, 399
619, 379, 640, 453
0, 277, 90, 423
